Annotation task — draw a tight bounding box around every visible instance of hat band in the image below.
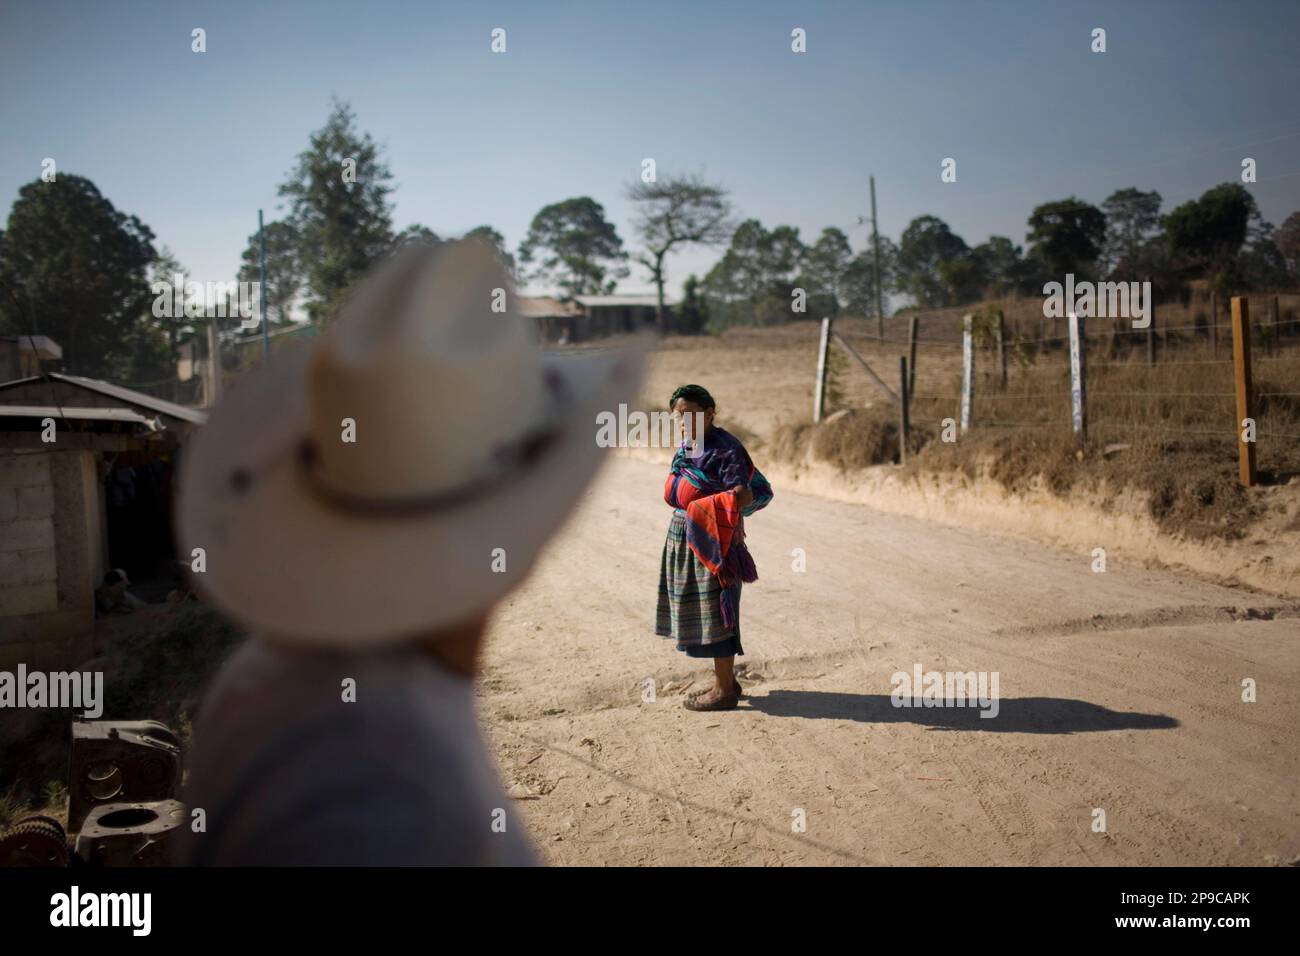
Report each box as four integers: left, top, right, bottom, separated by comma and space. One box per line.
225, 361, 572, 518
293, 420, 565, 518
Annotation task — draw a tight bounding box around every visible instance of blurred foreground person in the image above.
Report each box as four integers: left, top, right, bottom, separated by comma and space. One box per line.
175, 240, 641, 865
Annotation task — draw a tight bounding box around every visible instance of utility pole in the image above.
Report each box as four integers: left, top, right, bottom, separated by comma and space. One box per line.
206, 318, 221, 407
870, 175, 883, 340
259, 209, 269, 362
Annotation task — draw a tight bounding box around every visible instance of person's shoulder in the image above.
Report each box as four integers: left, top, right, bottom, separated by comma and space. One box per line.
196, 638, 327, 718
196, 640, 451, 735
184, 645, 537, 865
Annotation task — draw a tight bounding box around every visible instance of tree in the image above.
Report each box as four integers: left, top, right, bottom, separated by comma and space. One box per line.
102, 318, 173, 390
1163, 183, 1258, 283
237, 220, 303, 327
937, 255, 989, 305
756, 225, 805, 323
518, 198, 627, 299
278, 99, 395, 322
626, 174, 732, 331
1101, 188, 1162, 278
149, 247, 194, 364
1026, 198, 1106, 281
0, 174, 156, 377
841, 239, 897, 317
970, 236, 1029, 296
1127, 236, 1180, 300
895, 215, 968, 307
764, 225, 805, 276
1276, 211, 1300, 276
701, 220, 806, 327
676, 274, 709, 334
1237, 238, 1292, 290
392, 224, 440, 249
798, 227, 854, 317
700, 244, 753, 329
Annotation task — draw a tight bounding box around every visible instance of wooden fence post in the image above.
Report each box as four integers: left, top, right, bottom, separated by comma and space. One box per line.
206, 319, 222, 407
960, 314, 974, 432
898, 355, 910, 464
907, 314, 918, 399
814, 317, 831, 423
1068, 311, 1087, 446
1231, 297, 1257, 487
995, 308, 1007, 389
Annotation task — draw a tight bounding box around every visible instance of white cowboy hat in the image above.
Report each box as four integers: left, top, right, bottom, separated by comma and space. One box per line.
176, 239, 643, 646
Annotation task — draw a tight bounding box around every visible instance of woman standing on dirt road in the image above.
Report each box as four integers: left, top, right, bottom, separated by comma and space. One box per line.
656, 384, 773, 712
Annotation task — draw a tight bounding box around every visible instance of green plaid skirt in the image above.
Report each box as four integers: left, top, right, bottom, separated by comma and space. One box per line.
655, 511, 743, 657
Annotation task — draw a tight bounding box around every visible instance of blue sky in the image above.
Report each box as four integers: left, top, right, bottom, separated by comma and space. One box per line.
2, 0, 1298, 301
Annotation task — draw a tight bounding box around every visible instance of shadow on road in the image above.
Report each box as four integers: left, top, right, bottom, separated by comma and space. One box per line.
746, 691, 1178, 733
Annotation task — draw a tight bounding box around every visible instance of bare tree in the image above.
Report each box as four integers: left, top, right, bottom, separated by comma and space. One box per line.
626, 174, 733, 332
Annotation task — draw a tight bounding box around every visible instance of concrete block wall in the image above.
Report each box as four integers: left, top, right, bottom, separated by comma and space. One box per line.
0, 451, 58, 618
0, 449, 96, 669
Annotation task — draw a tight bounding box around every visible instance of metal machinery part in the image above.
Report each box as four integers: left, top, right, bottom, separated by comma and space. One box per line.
0, 815, 70, 867
68, 720, 182, 833
74, 800, 186, 867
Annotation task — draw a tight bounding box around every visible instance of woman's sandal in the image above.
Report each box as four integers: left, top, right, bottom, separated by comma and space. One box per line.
683, 685, 740, 711
687, 677, 744, 700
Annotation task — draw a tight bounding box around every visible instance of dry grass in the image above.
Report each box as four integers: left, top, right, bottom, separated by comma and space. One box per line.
766, 310, 1300, 540
639, 301, 1299, 541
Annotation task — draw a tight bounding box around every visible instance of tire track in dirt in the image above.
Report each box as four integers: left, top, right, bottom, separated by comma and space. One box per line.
949, 749, 1037, 864
495, 715, 868, 865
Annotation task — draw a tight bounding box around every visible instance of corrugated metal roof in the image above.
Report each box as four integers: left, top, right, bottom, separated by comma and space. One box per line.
229, 322, 320, 348
0, 405, 160, 428
574, 294, 677, 308
47, 374, 207, 424
516, 296, 582, 318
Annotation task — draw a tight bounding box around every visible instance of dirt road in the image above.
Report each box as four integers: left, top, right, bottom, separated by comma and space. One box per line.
482, 455, 1300, 866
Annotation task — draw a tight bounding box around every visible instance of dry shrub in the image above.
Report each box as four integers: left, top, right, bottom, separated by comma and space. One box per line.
907, 425, 1254, 537
690, 320, 1299, 541
813, 408, 899, 469
768, 420, 812, 463
912, 426, 1079, 495
770, 408, 898, 470
1145, 457, 1252, 539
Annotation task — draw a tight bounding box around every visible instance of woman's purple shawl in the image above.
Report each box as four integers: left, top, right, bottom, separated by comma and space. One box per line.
666, 428, 771, 628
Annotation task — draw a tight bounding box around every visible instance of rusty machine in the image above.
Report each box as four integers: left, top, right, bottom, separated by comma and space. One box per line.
0, 719, 186, 867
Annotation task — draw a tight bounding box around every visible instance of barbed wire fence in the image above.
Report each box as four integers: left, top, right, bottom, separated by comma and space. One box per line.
817, 292, 1300, 484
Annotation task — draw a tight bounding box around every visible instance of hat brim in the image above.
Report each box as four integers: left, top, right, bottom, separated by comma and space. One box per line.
176, 340, 644, 647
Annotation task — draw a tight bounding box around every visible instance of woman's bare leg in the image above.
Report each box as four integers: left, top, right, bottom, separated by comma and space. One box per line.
690, 656, 736, 706
714, 655, 735, 694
